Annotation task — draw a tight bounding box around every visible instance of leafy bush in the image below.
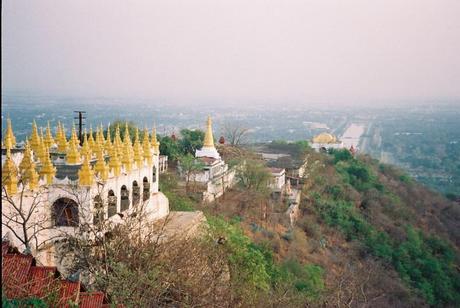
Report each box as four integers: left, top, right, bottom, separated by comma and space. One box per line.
399, 174, 412, 183
2, 297, 47, 308
313, 194, 460, 306
278, 260, 325, 299
163, 191, 195, 211
335, 159, 383, 192
392, 227, 460, 306
330, 148, 353, 163
207, 216, 271, 296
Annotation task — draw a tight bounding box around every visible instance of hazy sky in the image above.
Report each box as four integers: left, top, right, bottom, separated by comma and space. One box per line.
2, 0, 460, 105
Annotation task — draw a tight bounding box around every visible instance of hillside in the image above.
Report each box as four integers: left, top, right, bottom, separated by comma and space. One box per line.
163, 145, 460, 307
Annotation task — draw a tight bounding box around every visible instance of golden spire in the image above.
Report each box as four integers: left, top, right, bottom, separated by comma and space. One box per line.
30, 120, 41, 151
105, 124, 113, 153
203, 116, 215, 148
142, 128, 153, 165
93, 127, 103, 158
121, 142, 133, 172
19, 141, 39, 191
123, 122, 132, 145
78, 154, 94, 187
88, 126, 96, 151
109, 146, 122, 177
56, 123, 68, 153
39, 148, 56, 185
121, 122, 134, 171
97, 124, 106, 146
19, 140, 34, 172
70, 124, 79, 146
151, 126, 160, 155
2, 147, 18, 195
114, 125, 123, 153
55, 122, 62, 140
36, 128, 47, 162
66, 136, 81, 165
3, 118, 16, 149
94, 143, 109, 181
81, 129, 92, 160
133, 128, 144, 168
44, 121, 55, 149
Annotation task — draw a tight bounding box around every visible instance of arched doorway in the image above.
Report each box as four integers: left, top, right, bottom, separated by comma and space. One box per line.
53, 198, 79, 227
132, 181, 140, 206
108, 190, 117, 218
143, 177, 150, 201
120, 185, 129, 211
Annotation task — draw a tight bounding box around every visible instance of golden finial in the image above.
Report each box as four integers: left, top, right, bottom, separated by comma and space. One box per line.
56, 123, 68, 153
55, 122, 62, 140
121, 143, 133, 172
44, 121, 55, 149
142, 127, 153, 165
123, 122, 132, 145
81, 129, 92, 160
203, 116, 215, 148
19, 140, 34, 172
78, 154, 94, 186
2, 147, 18, 195
151, 125, 160, 155
108, 146, 122, 176
88, 125, 96, 151
70, 124, 79, 146
105, 124, 113, 153
36, 128, 47, 162
19, 141, 39, 191
94, 144, 109, 181
133, 128, 144, 168
39, 148, 56, 185
121, 122, 134, 171
30, 120, 41, 151
3, 118, 16, 149
114, 125, 123, 153
97, 124, 105, 146
93, 127, 103, 158
66, 137, 81, 165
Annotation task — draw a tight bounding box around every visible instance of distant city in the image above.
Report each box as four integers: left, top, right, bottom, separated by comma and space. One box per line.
2, 93, 460, 195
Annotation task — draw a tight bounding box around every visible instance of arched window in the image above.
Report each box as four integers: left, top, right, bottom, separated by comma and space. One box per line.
152, 166, 157, 183
53, 198, 79, 227
132, 181, 140, 206
93, 195, 104, 224
120, 185, 129, 211
108, 190, 117, 218
143, 177, 150, 201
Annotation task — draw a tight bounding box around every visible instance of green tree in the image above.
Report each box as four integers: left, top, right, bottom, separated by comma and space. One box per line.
207, 217, 271, 301
236, 159, 271, 194
330, 148, 353, 163
159, 136, 180, 160
179, 129, 204, 155
178, 154, 205, 192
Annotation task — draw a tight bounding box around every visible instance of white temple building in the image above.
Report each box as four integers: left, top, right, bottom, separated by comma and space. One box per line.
1, 119, 169, 267
267, 167, 286, 192
191, 116, 235, 202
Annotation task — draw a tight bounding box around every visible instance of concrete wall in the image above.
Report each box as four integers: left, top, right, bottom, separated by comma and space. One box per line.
202, 168, 236, 203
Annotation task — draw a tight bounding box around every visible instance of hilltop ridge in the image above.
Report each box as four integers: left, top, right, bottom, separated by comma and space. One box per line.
176, 142, 460, 307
